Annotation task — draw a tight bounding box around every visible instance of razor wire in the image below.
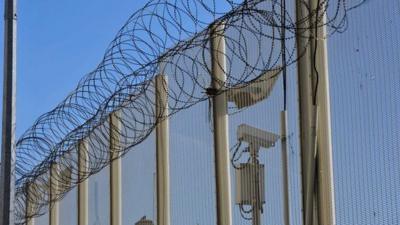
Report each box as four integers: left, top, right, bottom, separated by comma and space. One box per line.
14, 0, 366, 223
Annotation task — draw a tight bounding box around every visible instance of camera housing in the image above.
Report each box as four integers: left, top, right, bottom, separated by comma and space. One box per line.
237, 124, 279, 149
227, 67, 282, 109
135, 216, 154, 225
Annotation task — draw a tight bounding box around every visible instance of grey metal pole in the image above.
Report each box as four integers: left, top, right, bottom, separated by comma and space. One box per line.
280, 111, 290, 225
0, 0, 17, 224
155, 73, 170, 225
109, 112, 122, 225
309, 0, 336, 223
249, 144, 260, 225
78, 141, 89, 225
294, 0, 316, 224
210, 22, 233, 225
49, 163, 59, 225
280, 0, 291, 222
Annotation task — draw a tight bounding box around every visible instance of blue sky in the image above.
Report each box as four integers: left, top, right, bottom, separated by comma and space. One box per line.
0, 0, 146, 137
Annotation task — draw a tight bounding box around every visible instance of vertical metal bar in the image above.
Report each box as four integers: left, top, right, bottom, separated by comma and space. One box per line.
294, 0, 316, 224
210, 22, 233, 225
49, 164, 59, 225
0, 0, 17, 224
280, 111, 290, 225
78, 141, 89, 225
280, 0, 291, 222
153, 172, 156, 222
109, 112, 122, 225
249, 145, 260, 225
155, 73, 170, 225
309, 0, 336, 223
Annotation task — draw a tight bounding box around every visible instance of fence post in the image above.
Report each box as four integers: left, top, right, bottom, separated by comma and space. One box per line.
110, 112, 122, 225
295, 0, 336, 224
210, 22, 233, 225
49, 163, 59, 225
310, 0, 336, 223
0, 0, 17, 224
78, 140, 89, 225
155, 73, 171, 225
295, 0, 316, 224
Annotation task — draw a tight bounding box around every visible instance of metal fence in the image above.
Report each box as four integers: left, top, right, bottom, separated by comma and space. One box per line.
14, 0, 400, 225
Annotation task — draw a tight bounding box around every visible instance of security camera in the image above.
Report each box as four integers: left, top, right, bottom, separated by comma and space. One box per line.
135, 216, 154, 225
227, 67, 281, 109
237, 124, 279, 149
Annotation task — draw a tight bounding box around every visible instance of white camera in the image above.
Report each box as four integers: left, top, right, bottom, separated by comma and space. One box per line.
235, 124, 279, 207
227, 67, 281, 109
237, 124, 279, 149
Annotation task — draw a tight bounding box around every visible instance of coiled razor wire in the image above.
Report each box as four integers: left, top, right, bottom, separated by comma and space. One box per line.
14, 0, 366, 223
